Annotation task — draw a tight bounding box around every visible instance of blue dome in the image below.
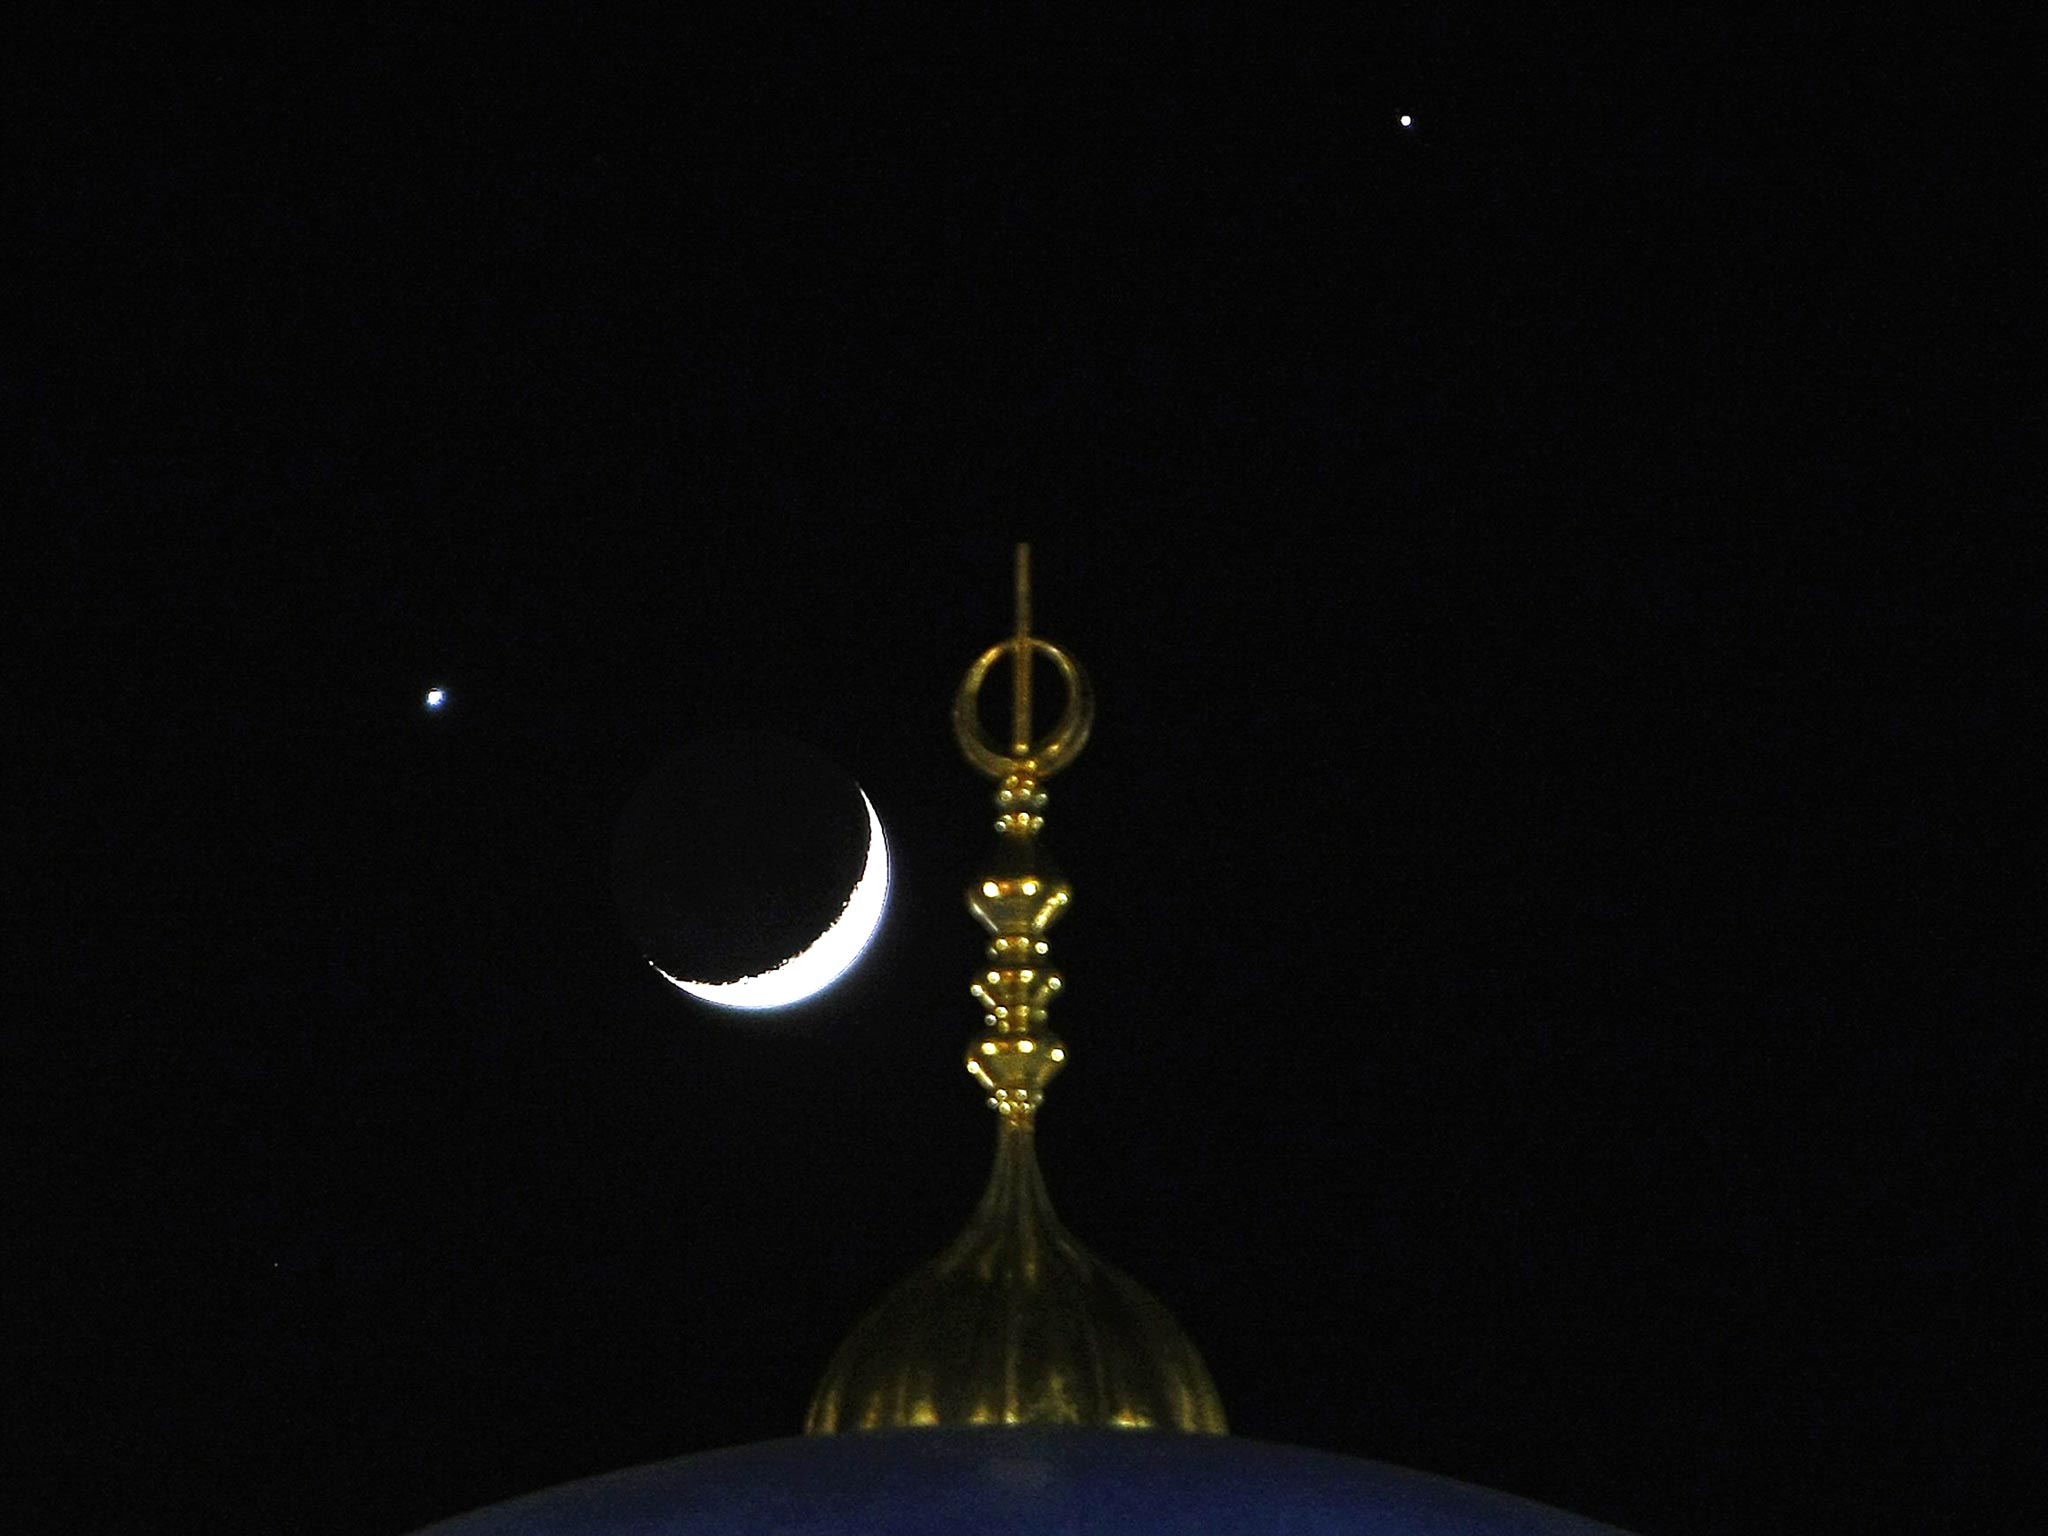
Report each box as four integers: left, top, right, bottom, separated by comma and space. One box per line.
412, 1428, 1632, 1534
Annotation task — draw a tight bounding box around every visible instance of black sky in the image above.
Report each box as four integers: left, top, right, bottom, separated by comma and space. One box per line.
12, 9, 2033, 1535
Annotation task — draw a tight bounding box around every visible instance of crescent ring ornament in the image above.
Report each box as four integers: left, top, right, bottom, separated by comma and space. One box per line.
951, 636, 1094, 781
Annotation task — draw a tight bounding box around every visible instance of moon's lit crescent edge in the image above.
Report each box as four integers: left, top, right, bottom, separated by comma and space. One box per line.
651, 789, 890, 1010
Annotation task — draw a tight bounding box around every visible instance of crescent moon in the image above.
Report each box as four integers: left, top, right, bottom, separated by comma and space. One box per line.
650, 789, 890, 1010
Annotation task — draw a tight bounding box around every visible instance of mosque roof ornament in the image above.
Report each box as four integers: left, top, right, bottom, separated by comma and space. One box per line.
806, 545, 1224, 1435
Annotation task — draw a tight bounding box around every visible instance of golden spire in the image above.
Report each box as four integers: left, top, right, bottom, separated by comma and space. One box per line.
805, 544, 1226, 1436
952, 541, 1088, 1126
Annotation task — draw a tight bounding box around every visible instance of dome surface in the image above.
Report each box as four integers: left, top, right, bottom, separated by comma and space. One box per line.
806, 1123, 1226, 1433
413, 1427, 1633, 1535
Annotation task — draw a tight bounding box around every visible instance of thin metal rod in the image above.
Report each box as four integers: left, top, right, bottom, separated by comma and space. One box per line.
1011, 542, 1033, 756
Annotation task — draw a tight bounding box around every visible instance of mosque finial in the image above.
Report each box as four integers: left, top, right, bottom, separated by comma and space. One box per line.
951, 542, 1093, 1125
805, 545, 1224, 1436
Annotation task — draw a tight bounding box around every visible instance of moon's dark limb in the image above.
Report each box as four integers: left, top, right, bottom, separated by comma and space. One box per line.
611, 731, 870, 988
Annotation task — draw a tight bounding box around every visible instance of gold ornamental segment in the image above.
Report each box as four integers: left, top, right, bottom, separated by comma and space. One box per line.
1012, 540, 1032, 755
952, 543, 1093, 1126
951, 546, 1095, 781
951, 639, 1095, 780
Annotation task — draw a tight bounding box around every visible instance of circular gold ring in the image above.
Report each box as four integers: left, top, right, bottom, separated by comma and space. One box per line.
952, 637, 1095, 779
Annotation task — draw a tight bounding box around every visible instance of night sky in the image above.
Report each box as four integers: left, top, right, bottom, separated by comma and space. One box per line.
14, 10, 2031, 1535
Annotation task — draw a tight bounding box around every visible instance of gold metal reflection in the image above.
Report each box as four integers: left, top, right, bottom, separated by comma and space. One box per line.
806, 544, 1226, 1437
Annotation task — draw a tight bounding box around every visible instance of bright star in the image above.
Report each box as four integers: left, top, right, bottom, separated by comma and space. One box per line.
424, 687, 447, 710
1399, 115, 1413, 128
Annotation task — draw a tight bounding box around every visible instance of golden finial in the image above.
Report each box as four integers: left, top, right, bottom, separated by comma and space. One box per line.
948, 541, 1094, 1125
805, 544, 1225, 1436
